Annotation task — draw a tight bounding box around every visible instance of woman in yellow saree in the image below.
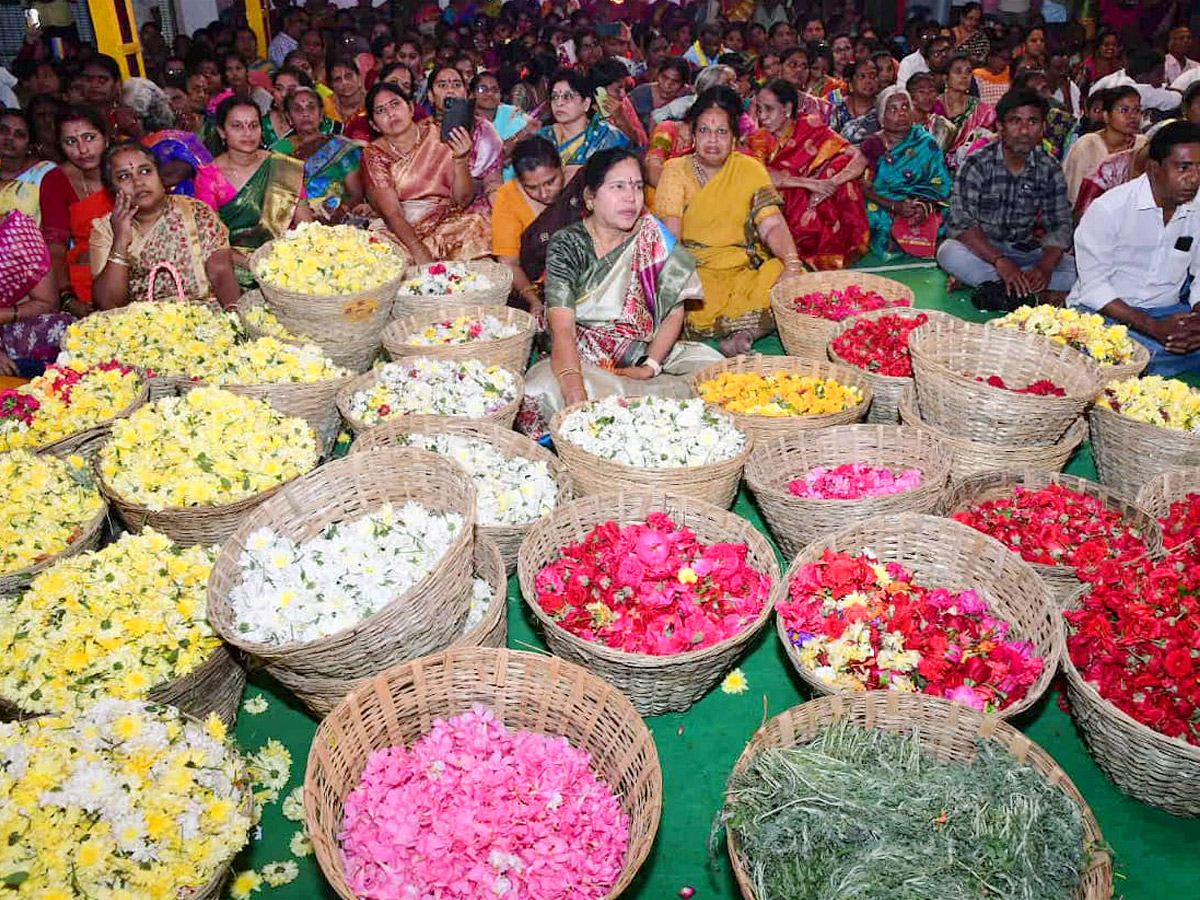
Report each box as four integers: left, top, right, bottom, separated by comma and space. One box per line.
654, 86, 804, 356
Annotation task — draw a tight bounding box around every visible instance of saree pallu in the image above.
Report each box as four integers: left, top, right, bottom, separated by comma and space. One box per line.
273, 135, 362, 220
840, 108, 880, 145
918, 113, 959, 153
863, 127, 952, 260
519, 215, 721, 438
219, 152, 305, 254
144, 130, 229, 209
538, 116, 629, 167
654, 153, 785, 339
362, 121, 492, 260
744, 119, 870, 271
1074, 147, 1141, 219
938, 99, 997, 171
0, 161, 55, 221
0, 211, 71, 361
67, 189, 112, 304
518, 171, 586, 282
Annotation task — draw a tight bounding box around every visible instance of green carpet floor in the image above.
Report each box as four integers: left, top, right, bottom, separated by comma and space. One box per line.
231, 259, 1200, 899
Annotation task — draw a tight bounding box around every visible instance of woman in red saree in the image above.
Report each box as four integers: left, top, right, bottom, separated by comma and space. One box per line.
743, 79, 869, 271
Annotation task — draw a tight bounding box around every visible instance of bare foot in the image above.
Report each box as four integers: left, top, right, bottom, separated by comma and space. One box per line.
719, 329, 756, 357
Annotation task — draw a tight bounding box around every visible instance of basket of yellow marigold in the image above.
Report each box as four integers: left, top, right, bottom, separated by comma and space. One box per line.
0, 450, 107, 597
0, 360, 147, 460
0, 527, 245, 727
692, 354, 872, 442
249, 223, 411, 373
96, 386, 320, 547
993, 304, 1150, 383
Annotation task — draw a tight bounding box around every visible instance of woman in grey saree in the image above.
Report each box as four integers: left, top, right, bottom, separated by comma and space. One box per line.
516, 148, 722, 439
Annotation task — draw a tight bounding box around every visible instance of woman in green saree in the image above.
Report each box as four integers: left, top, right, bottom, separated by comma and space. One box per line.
211, 97, 312, 284
516, 147, 722, 439
270, 87, 366, 222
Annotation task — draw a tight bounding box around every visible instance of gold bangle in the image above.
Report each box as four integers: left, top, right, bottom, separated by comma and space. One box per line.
555, 366, 583, 381
108, 254, 130, 267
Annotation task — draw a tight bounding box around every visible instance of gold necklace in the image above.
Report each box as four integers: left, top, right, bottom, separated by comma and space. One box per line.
691, 153, 714, 187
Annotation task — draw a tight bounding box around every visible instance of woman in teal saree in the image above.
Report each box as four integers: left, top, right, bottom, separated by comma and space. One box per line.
270, 87, 365, 221
516, 148, 722, 439
537, 70, 629, 168
211, 97, 312, 284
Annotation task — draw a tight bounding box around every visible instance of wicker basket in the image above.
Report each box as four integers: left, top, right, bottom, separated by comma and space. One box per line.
770, 271, 915, 359
744, 425, 954, 561
305, 648, 661, 900
690, 354, 873, 441
517, 490, 783, 715
0, 496, 107, 599
724, 691, 1113, 900
1135, 466, 1200, 521
349, 416, 572, 572
249, 239, 409, 373
448, 536, 509, 650
95, 423, 319, 549
1089, 400, 1200, 502
0, 641, 246, 728
778, 513, 1061, 719
392, 259, 514, 319
335, 363, 525, 436
235, 290, 310, 346
898, 385, 1088, 482
207, 449, 477, 718
1062, 585, 1200, 816
942, 470, 1164, 608
827, 307, 958, 424
1096, 340, 1151, 382
383, 304, 536, 374
550, 400, 750, 509
908, 319, 1101, 445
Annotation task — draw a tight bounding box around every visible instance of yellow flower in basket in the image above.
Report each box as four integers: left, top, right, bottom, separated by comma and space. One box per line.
994, 304, 1137, 365
0, 451, 104, 576
253, 222, 406, 295
1101, 375, 1200, 432
0, 361, 143, 451
699, 372, 863, 417
99, 387, 318, 510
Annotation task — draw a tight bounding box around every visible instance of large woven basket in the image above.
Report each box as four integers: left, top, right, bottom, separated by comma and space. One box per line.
994, 318, 1151, 383
1062, 585, 1200, 816
827, 307, 958, 424
0, 495, 107, 598
770, 271, 914, 359
392, 259, 513, 319
305, 648, 662, 900
1088, 399, 1200, 501
744, 425, 954, 561
382, 304, 536, 374
95, 424, 319, 548
449, 537, 508, 650
943, 470, 1164, 608
550, 400, 750, 509
207, 449, 476, 718
909, 318, 1101, 445
898, 385, 1088, 482
778, 513, 1062, 719
234, 290, 310, 346
335, 363, 525, 436
249, 238, 409, 373
32, 372, 150, 459
348, 416, 572, 572
0, 641, 246, 729
690, 354, 873, 441
724, 691, 1113, 900
1135, 466, 1200, 521
517, 490, 783, 715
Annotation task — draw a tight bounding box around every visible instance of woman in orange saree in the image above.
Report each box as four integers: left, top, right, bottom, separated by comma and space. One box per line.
743, 79, 870, 271
362, 82, 492, 262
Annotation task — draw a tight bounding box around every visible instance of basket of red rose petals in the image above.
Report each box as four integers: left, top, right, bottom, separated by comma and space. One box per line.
307, 648, 662, 900
770, 271, 915, 359
1136, 467, 1200, 524
517, 490, 783, 715
898, 385, 1089, 482
777, 513, 1061, 719
827, 307, 958, 424
908, 318, 1101, 445
1061, 501, 1200, 815
944, 471, 1162, 608
745, 424, 954, 561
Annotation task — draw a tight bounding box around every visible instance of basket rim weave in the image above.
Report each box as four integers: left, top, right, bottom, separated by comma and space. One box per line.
517, 489, 783, 667
382, 303, 536, 354
724, 690, 1113, 900
1134, 466, 1200, 521
776, 512, 1063, 719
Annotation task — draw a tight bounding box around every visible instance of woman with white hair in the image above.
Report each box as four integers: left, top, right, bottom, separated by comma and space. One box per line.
859, 85, 951, 260
115, 77, 175, 139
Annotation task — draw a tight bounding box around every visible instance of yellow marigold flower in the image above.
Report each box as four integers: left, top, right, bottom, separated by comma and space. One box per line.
995, 304, 1137, 365
698, 372, 863, 417
0, 363, 143, 451
253, 222, 406, 294
0, 451, 104, 576
1101, 375, 1200, 432
721, 667, 750, 694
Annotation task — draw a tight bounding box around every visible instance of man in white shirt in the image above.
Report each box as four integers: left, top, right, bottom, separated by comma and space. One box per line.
269, 9, 308, 67
1165, 26, 1198, 86
1089, 48, 1181, 114
1068, 121, 1200, 376
896, 24, 940, 90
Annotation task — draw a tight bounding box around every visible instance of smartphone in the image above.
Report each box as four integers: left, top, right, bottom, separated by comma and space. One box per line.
593, 85, 609, 118
25, 8, 39, 29
597, 22, 621, 38
440, 97, 474, 142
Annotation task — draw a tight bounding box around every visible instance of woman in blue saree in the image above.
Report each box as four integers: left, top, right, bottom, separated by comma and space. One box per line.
270, 87, 365, 222
537, 69, 629, 168
860, 87, 951, 261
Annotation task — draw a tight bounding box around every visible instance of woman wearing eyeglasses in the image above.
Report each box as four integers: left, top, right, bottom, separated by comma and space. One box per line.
538, 69, 629, 168
471, 71, 537, 175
